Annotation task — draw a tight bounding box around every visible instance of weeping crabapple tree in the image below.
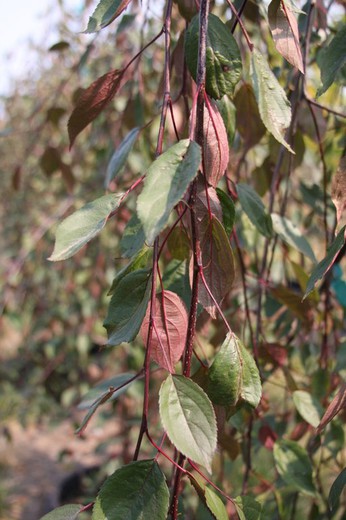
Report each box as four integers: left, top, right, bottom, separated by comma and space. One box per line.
42, 0, 346, 519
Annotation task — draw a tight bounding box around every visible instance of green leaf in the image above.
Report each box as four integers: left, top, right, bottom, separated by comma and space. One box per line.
78, 372, 136, 410
120, 213, 146, 258
234, 83, 266, 149
216, 188, 235, 235
328, 467, 346, 512
185, 14, 242, 99
317, 25, 346, 97
189, 475, 228, 520
251, 49, 293, 152
159, 374, 217, 472
84, 0, 132, 33
108, 246, 150, 295
105, 127, 140, 188
292, 390, 322, 428
49, 194, 124, 261
167, 226, 191, 260
39, 505, 81, 520
234, 496, 262, 520
273, 439, 316, 496
76, 388, 116, 435
162, 259, 192, 309
237, 183, 273, 238
271, 213, 316, 263
304, 226, 346, 298
215, 96, 236, 145
104, 268, 152, 346
92, 460, 169, 519
137, 139, 201, 244
208, 333, 261, 408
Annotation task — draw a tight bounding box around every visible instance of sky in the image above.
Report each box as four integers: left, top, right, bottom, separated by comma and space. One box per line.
0, 0, 84, 95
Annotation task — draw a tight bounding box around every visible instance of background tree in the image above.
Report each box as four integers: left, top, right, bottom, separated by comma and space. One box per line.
0, 0, 346, 519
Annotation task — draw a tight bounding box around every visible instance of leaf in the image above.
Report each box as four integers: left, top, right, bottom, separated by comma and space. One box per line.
215, 96, 236, 145
304, 225, 346, 298
316, 383, 346, 434
292, 390, 322, 428
107, 246, 150, 295
49, 193, 123, 261
234, 496, 262, 520
251, 49, 293, 152
196, 182, 223, 224
76, 388, 116, 435
84, 0, 132, 33
273, 439, 316, 496
39, 504, 81, 520
328, 467, 346, 512
162, 259, 192, 309
167, 226, 191, 260
208, 333, 262, 408
48, 41, 70, 52
68, 69, 124, 147
120, 213, 146, 258
78, 372, 136, 410
104, 127, 140, 188
237, 183, 273, 238
137, 139, 201, 244
268, 0, 304, 73
189, 475, 228, 520
317, 25, 346, 97
159, 374, 217, 472
203, 100, 229, 187
185, 14, 242, 99
270, 284, 312, 324
196, 215, 235, 318
331, 156, 346, 231
216, 188, 235, 235
140, 291, 188, 373
104, 268, 152, 346
234, 83, 266, 149
92, 460, 169, 519
271, 213, 316, 262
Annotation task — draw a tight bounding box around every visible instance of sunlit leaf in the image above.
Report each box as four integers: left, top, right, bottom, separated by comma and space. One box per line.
251, 49, 293, 152
208, 333, 261, 408
189, 474, 228, 520
141, 291, 188, 373
159, 374, 217, 472
68, 69, 124, 147
271, 213, 316, 262
85, 0, 132, 33
292, 390, 322, 428
268, 0, 304, 73
185, 14, 242, 99
104, 268, 152, 346
92, 460, 169, 519
237, 183, 273, 238
49, 193, 123, 261
304, 225, 346, 298
39, 505, 81, 520
273, 439, 316, 496
104, 127, 140, 188
317, 25, 346, 97
137, 139, 201, 244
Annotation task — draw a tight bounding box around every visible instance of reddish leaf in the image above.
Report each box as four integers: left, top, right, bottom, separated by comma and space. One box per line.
316, 383, 346, 434
331, 156, 346, 231
141, 291, 188, 373
192, 215, 235, 318
268, 0, 304, 73
203, 99, 229, 187
259, 342, 288, 366
68, 69, 124, 147
259, 424, 278, 450
195, 179, 223, 224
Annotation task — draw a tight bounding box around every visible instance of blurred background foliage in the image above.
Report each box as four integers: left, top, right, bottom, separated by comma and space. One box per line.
0, 0, 346, 519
